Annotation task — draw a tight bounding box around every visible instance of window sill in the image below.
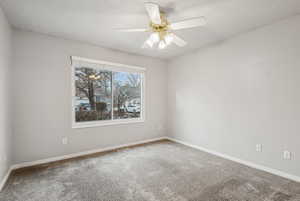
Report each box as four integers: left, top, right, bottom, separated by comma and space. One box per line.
72, 118, 145, 129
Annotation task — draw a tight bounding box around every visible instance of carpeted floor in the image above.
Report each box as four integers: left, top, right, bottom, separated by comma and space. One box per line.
0, 140, 299, 201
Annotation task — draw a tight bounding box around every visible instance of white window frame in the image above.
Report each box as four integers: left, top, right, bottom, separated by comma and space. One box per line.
71, 56, 146, 128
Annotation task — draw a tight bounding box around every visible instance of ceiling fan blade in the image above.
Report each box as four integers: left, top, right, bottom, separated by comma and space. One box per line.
171, 34, 187, 47
170, 17, 206, 30
145, 2, 161, 25
116, 28, 148, 32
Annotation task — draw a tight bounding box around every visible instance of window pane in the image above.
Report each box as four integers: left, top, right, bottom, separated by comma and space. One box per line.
113, 72, 141, 119
75, 67, 112, 122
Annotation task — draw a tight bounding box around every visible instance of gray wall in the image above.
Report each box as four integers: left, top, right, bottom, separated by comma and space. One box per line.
0, 6, 12, 182
168, 15, 300, 177
12, 30, 168, 164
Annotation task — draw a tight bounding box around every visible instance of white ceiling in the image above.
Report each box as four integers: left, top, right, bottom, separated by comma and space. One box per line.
1, 0, 300, 60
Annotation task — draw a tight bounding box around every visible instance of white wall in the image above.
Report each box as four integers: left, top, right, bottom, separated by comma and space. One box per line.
0, 6, 12, 182
9, 12, 300, 179
12, 30, 168, 164
168, 15, 300, 177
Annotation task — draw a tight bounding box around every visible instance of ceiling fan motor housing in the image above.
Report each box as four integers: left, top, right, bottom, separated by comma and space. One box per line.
150, 12, 169, 40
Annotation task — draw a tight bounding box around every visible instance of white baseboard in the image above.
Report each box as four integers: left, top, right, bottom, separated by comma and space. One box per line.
166, 137, 300, 183
0, 137, 167, 191
4, 136, 298, 192
11, 136, 168, 170
0, 167, 13, 192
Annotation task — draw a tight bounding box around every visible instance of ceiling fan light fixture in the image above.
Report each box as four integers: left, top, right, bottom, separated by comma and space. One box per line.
158, 40, 166, 49
165, 33, 174, 45
146, 38, 154, 48
150, 32, 160, 43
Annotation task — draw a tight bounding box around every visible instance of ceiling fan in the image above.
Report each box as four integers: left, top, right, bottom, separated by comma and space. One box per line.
117, 2, 207, 49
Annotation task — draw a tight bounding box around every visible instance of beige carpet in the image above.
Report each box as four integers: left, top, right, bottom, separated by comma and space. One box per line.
0, 140, 299, 201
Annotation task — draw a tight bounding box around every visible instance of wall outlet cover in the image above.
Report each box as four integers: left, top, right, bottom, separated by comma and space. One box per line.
256, 144, 262, 152
62, 137, 68, 145
283, 151, 291, 160
0, 155, 7, 163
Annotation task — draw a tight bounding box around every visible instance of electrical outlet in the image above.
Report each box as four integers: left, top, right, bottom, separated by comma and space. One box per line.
0, 155, 6, 163
283, 151, 291, 160
256, 144, 262, 152
62, 137, 68, 145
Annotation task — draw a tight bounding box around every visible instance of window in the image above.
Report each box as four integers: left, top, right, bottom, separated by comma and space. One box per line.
71, 56, 145, 128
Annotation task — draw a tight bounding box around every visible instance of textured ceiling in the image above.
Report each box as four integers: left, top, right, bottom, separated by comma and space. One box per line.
1, 0, 300, 60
